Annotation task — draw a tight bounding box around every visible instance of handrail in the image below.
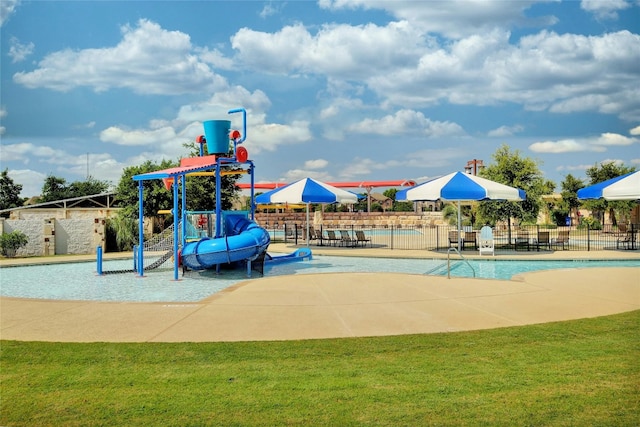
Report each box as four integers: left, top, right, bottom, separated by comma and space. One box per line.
425, 261, 448, 276
446, 248, 476, 279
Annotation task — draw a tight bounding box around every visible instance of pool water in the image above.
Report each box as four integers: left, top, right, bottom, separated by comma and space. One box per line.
0, 256, 637, 303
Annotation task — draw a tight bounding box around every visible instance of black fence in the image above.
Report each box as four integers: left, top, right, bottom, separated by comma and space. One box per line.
262, 223, 639, 252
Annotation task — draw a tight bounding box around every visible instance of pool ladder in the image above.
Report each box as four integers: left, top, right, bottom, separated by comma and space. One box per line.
425, 248, 476, 279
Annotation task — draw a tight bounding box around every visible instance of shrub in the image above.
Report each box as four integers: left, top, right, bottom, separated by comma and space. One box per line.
0, 230, 29, 257
578, 216, 602, 230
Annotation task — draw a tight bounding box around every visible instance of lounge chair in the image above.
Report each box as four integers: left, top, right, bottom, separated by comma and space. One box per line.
535, 231, 551, 251
355, 230, 371, 247
515, 230, 530, 251
325, 230, 341, 246
478, 226, 494, 256
462, 231, 477, 250
551, 230, 569, 250
339, 230, 356, 247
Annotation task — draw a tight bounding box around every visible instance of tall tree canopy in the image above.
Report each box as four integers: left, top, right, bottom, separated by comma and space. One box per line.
560, 174, 584, 221
476, 144, 552, 226
0, 169, 23, 216
40, 175, 110, 202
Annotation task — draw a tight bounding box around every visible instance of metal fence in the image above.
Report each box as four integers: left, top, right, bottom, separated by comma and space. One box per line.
264, 223, 639, 252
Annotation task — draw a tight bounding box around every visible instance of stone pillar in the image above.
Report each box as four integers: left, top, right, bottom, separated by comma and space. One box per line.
44, 218, 55, 256
93, 218, 106, 253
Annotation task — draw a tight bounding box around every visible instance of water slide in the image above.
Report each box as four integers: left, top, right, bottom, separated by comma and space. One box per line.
180, 216, 270, 271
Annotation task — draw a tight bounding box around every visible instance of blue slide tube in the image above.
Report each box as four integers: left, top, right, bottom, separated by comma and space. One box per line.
181, 218, 270, 270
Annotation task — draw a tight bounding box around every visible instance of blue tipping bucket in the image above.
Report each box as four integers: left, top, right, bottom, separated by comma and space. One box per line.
203, 120, 231, 154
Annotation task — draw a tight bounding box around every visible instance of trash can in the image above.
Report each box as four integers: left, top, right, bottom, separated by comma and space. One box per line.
565, 216, 571, 226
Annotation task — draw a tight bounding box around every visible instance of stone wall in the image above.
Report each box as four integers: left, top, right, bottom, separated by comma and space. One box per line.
0, 216, 107, 256
254, 211, 444, 229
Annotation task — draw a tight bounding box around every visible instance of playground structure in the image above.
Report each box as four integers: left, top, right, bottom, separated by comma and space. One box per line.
113, 108, 309, 281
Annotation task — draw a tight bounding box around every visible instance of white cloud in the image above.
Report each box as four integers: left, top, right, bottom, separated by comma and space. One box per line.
529, 139, 599, 153
0, 0, 20, 27
13, 19, 221, 95
0, 106, 5, 136
319, 0, 557, 39
594, 132, 637, 146
231, 21, 424, 78
581, 0, 631, 20
304, 159, 329, 169
0, 142, 71, 164
488, 124, 524, 137
230, 17, 640, 121
73, 121, 96, 130
8, 37, 34, 63
100, 126, 177, 146
283, 168, 332, 182
349, 109, 465, 137
7, 169, 46, 198
259, 2, 283, 19
529, 132, 638, 153
630, 125, 640, 135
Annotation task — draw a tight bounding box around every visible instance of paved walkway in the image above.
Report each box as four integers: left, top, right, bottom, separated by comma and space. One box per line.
1, 244, 638, 342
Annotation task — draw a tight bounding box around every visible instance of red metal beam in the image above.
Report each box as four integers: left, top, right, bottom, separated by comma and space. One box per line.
237, 180, 416, 190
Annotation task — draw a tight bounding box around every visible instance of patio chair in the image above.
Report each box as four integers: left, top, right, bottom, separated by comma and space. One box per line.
616, 224, 628, 237
616, 231, 634, 250
355, 230, 371, 247
478, 226, 495, 256
339, 230, 356, 247
535, 231, 551, 251
515, 230, 530, 251
462, 231, 477, 250
448, 230, 460, 249
551, 230, 570, 250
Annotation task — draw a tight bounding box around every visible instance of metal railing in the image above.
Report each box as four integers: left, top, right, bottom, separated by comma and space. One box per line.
261, 223, 639, 252
446, 247, 476, 279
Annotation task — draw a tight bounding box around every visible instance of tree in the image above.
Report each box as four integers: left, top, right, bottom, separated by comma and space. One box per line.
560, 174, 584, 224
583, 162, 636, 226
114, 159, 177, 230
40, 175, 112, 203
68, 176, 110, 197
476, 145, 550, 232
40, 175, 69, 202
0, 169, 23, 216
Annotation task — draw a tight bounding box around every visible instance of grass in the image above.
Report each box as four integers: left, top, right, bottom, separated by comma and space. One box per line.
2, 311, 639, 426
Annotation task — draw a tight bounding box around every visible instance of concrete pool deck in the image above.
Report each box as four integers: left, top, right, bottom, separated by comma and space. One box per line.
1, 244, 638, 342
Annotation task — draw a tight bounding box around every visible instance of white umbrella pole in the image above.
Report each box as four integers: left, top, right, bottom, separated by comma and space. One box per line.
306, 202, 310, 246
457, 200, 462, 249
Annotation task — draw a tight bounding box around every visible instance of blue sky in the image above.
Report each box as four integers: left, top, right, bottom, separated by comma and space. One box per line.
1, 0, 639, 198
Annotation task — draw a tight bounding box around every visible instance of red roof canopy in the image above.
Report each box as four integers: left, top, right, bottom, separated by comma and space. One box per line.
237, 180, 416, 190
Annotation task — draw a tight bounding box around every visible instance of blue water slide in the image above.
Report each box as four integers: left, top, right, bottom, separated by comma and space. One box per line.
181, 217, 270, 270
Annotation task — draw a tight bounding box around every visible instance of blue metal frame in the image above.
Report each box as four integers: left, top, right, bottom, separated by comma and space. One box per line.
130, 108, 255, 281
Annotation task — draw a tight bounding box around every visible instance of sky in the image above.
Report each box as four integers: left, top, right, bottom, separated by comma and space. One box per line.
1, 0, 639, 198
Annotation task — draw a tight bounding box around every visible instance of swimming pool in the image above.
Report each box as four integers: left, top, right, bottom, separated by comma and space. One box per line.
0, 256, 637, 303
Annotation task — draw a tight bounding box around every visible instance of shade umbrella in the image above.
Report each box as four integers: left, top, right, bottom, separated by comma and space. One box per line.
255, 178, 358, 245
396, 172, 526, 249
577, 171, 640, 201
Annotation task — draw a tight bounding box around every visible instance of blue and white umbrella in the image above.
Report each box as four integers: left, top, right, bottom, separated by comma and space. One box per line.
397, 172, 526, 248
256, 178, 358, 245
577, 171, 640, 201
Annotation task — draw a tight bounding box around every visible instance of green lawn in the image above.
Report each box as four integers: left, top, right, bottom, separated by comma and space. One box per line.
2, 311, 639, 426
